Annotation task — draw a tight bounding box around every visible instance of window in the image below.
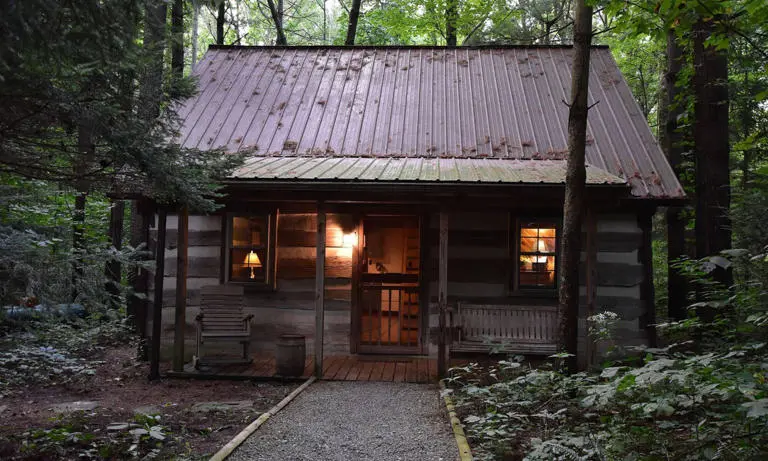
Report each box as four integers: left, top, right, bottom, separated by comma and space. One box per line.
517, 220, 557, 289
227, 213, 276, 285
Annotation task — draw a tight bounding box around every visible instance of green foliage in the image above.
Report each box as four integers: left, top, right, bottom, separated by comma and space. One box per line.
450, 249, 768, 460
18, 412, 169, 460
0, 314, 134, 397
1, 0, 242, 212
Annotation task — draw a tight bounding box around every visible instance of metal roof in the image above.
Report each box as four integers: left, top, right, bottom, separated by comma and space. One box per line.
176, 46, 684, 199
230, 156, 626, 185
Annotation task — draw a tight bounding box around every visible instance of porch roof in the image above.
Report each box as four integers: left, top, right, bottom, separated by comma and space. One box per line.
229, 156, 627, 185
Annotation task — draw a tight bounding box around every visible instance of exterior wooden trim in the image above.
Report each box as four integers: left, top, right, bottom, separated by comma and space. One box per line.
638, 209, 657, 347
350, 215, 362, 354
149, 207, 167, 381
585, 209, 598, 367
173, 206, 188, 372
419, 213, 431, 355
314, 205, 326, 378
437, 211, 448, 378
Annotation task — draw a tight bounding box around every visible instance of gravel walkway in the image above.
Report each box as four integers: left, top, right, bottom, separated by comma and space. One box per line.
229, 381, 458, 461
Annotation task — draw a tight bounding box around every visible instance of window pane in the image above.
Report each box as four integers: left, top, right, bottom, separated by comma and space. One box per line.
232, 216, 267, 248
520, 237, 538, 253
539, 237, 556, 253
231, 247, 267, 282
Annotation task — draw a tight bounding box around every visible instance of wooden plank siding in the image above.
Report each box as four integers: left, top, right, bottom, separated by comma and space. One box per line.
149, 212, 356, 361
422, 211, 647, 368
149, 208, 649, 369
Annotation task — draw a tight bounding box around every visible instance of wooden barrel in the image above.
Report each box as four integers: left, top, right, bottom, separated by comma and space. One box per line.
276, 334, 306, 377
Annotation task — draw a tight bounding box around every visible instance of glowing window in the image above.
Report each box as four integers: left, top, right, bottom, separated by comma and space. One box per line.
518, 221, 557, 289
228, 215, 274, 284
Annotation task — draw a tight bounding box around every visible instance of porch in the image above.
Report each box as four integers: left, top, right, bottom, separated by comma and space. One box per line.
167, 353, 439, 383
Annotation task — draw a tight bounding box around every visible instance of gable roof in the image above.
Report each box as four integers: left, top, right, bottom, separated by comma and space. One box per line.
176, 45, 684, 200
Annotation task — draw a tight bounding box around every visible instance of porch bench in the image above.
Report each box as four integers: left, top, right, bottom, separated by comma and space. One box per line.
194, 285, 254, 367
449, 303, 558, 355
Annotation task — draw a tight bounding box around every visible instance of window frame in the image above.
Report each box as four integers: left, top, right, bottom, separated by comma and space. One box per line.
223, 211, 278, 290
510, 216, 560, 293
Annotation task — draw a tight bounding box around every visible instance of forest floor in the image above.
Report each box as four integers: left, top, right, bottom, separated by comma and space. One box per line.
0, 345, 298, 460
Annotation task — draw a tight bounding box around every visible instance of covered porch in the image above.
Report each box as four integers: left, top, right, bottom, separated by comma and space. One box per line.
148, 157, 648, 379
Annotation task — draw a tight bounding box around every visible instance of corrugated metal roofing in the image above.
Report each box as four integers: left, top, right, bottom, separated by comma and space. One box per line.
230, 156, 626, 185
176, 46, 684, 199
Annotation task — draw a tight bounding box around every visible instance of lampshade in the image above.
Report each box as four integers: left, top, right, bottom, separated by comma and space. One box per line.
244, 250, 262, 267
536, 235, 548, 263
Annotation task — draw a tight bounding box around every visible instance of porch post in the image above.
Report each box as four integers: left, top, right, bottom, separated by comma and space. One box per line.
149, 206, 167, 381
314, 205, 326, 378
173, 206, 189, 372
638, 209, 657, 347
585, 208, 597, 368
437, 211, 448, 378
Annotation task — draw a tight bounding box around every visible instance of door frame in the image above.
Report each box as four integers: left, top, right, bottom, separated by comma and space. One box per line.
350, 212, 428, 355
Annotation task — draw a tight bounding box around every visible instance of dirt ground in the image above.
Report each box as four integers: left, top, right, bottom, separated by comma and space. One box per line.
0, 346, 299, 460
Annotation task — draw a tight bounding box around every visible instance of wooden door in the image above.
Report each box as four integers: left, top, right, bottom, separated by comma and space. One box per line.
356, 216, 421, 355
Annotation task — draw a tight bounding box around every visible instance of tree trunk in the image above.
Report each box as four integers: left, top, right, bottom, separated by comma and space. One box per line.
105, 200, 125, 310
345, 0, 363, 45
191, 0, 200, 68
216, 0, 225, 45
661, 29, 687, 321
266, 0, 287, 45
128, 200, 151, 360
445, 0, 457, 46
72, 122, 94, 303
741, 69, 753, 190
693, 18, 731, 283
558, 0, 592, 374
137, 0, 167, 122
171, 0, 184, 77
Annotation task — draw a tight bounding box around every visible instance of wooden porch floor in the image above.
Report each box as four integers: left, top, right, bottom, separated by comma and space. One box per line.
167, 353, 440, 383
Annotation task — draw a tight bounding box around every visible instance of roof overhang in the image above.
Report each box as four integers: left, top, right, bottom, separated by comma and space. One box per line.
229, 156, 627, 186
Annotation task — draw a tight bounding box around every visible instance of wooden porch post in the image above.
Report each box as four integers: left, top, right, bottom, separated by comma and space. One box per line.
173, 206, 189, 372
437, 211, 448, 378
639, 209, 657, 347
149, 206, 167, 381
314, 205, 326, 378
585, 208, 598, 368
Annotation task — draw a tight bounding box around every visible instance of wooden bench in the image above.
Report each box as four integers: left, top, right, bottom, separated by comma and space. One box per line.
194, 285, 253, 367
449, 303, 558, 355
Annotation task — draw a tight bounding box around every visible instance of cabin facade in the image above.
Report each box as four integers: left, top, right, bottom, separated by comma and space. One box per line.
150, 45, 684, 376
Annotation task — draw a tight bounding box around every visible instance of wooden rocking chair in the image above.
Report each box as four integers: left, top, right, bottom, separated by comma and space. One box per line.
194, 285, 253, 368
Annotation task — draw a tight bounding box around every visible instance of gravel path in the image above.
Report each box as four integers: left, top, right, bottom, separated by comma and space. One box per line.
229, 381, 458, 461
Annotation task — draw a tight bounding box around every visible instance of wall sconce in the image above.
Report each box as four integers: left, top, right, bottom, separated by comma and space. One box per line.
244, 250, 262, 279
342, 232, 357, 248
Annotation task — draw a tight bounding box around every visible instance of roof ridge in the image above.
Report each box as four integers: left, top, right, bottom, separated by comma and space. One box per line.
207, 44, 611, 51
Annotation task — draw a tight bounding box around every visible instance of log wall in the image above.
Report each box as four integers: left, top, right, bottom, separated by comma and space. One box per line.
149, 209, 649, 366
149, 212, 356, 360
425, 211, 648, 368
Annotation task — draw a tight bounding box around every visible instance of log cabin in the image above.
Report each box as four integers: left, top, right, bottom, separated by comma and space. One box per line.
147, 45, 685, 377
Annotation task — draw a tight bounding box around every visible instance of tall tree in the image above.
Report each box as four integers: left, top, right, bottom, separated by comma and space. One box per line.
661, 29, 688, 320
172, 0, 184, 76
345, 0, 363, 45
445, 0, 458, 46
216, 0, 226, 45
558, 0, 593, 373
693, 16, 731, 279
266, 0, 288, 44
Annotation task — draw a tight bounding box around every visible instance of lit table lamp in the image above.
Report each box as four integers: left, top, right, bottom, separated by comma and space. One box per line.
244, 250, 262, 279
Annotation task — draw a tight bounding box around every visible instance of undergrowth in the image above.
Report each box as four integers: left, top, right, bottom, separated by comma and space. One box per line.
447, 250, 768, 460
